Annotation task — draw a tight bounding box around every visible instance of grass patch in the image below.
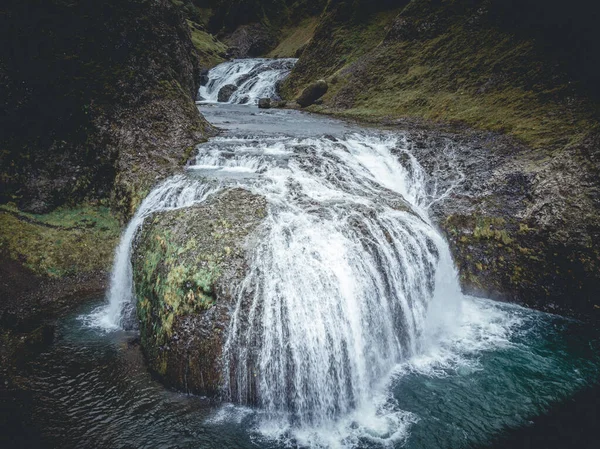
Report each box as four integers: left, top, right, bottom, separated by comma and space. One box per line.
267, 17, 319, 58
287, 0, 599, 149
0, 205, 121, 277
186, 19, 227, 68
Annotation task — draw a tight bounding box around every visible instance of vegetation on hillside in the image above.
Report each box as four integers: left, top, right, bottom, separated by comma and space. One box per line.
0, 204, 120, 277
283, 0, 600, 149
1, 0, 214, 298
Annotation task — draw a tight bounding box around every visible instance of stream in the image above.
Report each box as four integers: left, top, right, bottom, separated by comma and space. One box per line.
7, 59, 600, 449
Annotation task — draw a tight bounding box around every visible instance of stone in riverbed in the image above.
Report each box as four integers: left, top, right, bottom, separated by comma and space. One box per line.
258, 98, 271, 109
217, 84, 238, 102
132, 188, 267, 396
296, 79, 328, 107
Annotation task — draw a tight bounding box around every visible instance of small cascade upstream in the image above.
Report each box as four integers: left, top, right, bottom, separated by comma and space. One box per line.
86, 59, 526, 448
199, 58, 296, 104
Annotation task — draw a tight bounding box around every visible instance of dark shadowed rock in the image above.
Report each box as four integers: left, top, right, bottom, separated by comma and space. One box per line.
132, 188, 268, 395
258, 98, 271, 109
199, 69, 210, 86
217, 84, 238, 102
225, 23, 277, 58
235, 73, 252, 86
1, 0, 216, 219
296, 79, 328, 107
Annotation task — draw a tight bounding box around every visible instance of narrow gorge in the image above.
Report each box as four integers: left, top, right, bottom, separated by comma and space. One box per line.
2, 1, 599, 449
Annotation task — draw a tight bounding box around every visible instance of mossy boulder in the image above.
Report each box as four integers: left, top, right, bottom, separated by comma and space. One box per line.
217, 84, 238, 102
132, 188, 267, 395
296, 79, 328, 107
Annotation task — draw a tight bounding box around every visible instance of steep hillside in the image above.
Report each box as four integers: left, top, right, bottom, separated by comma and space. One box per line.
201, 0, 327, 58
284, 0, 599, 148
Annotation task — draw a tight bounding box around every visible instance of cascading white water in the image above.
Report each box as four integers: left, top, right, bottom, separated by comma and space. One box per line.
90, 59, 476, 447
199, 58, 296, 104
208, 133, 464, 445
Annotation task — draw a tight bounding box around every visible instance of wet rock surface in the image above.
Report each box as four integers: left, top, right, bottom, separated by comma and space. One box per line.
390, 120, 600, 320
217, 84, 238, 102
131, 189, 267, 395
258, 98, 271, 109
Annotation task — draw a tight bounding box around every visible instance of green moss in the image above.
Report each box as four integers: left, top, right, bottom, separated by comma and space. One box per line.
0, 205, 121, 277
180, 145, 196, 165
473, 217, 513, 245
133, 189, 267, 352
135, 228, 219, 345
187, 19, 227, 68
267, 17, 319, 57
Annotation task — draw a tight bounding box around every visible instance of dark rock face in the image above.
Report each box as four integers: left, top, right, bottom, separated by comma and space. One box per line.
0, 0, 215, 219
132, 189, 268, 395
235, 73, 252, 86
296, 79, 328, 107
258, 98, 271, 109
394, 123, 600, 320
218, 84, 238, 102
199, 69, 210, 86
224, 23, 278, 58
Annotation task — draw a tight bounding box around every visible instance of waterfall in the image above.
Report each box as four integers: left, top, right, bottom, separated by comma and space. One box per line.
89, 59, 468, 446
210, 133, 464, 438
199, 58, 296, 104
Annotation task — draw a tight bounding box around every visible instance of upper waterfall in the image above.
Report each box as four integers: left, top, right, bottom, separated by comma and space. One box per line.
198, 58, 297, 104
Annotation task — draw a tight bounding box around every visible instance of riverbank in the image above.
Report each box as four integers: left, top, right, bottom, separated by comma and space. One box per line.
1, 0, 216, 413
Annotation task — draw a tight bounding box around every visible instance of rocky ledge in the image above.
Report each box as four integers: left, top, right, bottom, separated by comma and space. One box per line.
390, 121, 600, 320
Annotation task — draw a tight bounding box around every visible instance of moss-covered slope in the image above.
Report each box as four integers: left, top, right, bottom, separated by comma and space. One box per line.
284, 0, 599, 148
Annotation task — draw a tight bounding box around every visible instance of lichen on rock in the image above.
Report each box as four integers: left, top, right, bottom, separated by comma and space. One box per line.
132, 188, 267, 395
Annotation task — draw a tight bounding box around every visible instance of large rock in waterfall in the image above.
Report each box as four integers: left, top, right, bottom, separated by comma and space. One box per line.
218, 84, 238, 102
131, 188, 267, 395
